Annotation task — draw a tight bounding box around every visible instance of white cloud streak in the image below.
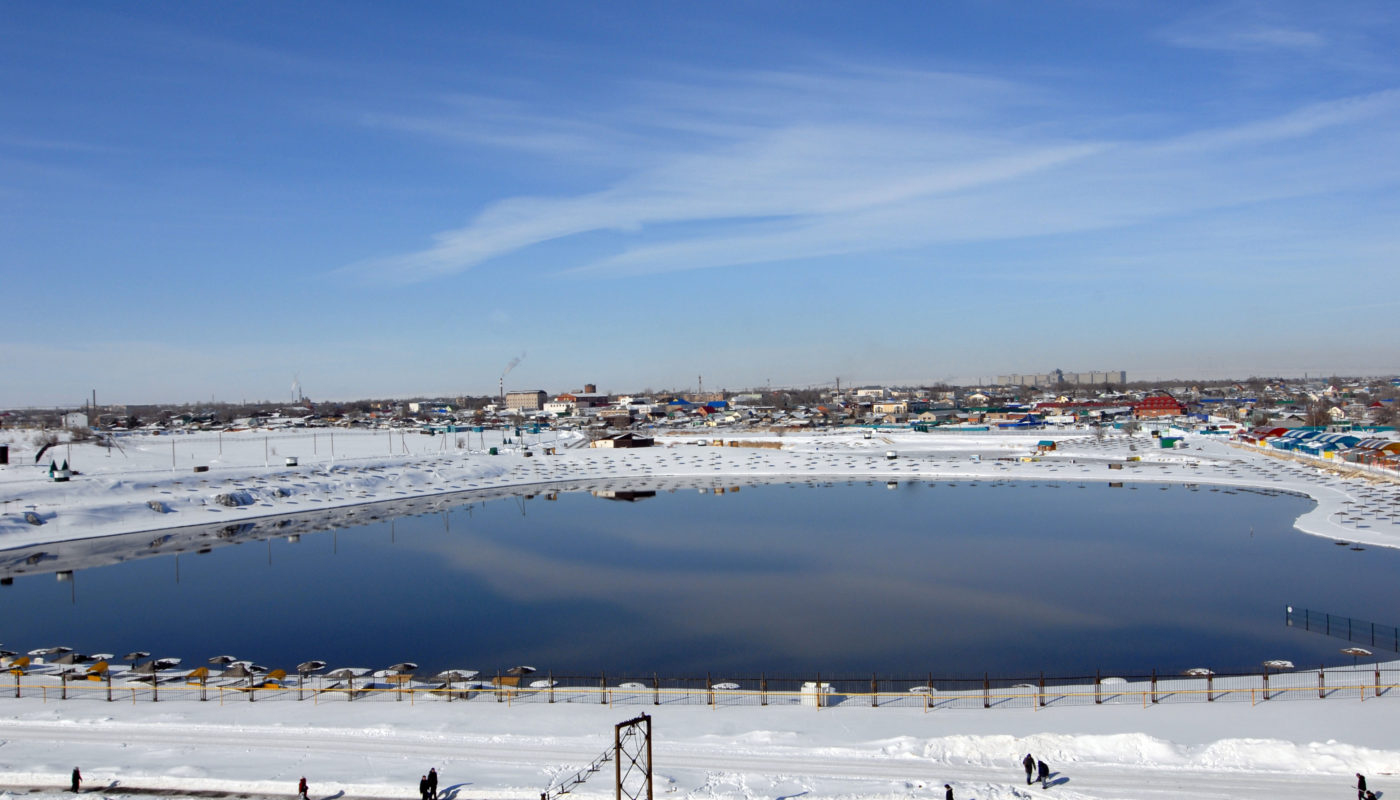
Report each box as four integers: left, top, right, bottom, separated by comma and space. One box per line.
346, 63, 1400, 284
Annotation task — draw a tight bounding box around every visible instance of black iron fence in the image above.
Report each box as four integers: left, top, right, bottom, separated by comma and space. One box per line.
6, 664, 1398, 709
1286, 606, 1400, 652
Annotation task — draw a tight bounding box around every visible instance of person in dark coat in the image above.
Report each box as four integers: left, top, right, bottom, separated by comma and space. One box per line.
1037, 759, 1050, 788
71, 768, 81, 793
944, 784, 953, 800
298, 777, 308, 800
1022, 753, 1036, 785
1356, 773, 1367, 800
427, 768, 438, 800
419, 775, 429, 800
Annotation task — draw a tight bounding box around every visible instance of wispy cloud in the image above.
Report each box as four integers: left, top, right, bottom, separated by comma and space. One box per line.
345, 59, 1400, 284
1164, 25, 1326, 53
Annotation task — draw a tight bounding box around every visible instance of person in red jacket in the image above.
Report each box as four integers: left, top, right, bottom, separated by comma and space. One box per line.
298, 777, 308, 800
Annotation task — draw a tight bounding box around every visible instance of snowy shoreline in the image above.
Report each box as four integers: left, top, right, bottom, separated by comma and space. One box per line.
3, 427, 1398, 554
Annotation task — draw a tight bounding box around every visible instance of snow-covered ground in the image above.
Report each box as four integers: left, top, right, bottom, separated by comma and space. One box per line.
4, 426, 1398, 551
3, 425, 1399, 799
1, 672, 1398, 800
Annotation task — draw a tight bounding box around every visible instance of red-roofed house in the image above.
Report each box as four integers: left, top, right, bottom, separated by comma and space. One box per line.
1133, 394, 1186, 419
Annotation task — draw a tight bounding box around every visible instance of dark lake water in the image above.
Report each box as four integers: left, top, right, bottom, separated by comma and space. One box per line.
2, 480, 1394, 679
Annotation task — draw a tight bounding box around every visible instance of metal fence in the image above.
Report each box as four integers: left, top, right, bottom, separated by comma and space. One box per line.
1287, 606, 1400, 652
8, 666, 1398, 710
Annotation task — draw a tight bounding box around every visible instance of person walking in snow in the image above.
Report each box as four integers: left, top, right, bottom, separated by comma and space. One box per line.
298, 777, 308, 800
71, 768, 81, 793
1022, 753, 1036, 785
419, 775, 430, 800
1356, 773, 1367, 800
427, 768, 438, 800
944, 783, 953, 800
1037, 759, 1050, 788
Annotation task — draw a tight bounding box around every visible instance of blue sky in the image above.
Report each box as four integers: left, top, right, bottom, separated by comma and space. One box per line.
4, 1, 1399, 406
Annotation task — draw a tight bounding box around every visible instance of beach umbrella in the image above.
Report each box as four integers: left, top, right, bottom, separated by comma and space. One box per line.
295, 661, 326, 700
433, 669, 478, 700
326, 667, 369, 695
50, 652, 92, 665
29, 646, 72, 657
0, 650, 15, 659
529, 679, 557, 689
90, 653, 114, 662
712, 682, 741, 690
222, 663, 256, 680
506, 665, 536, 676
434, 669, 478, 681
1262, 659, 1294, 671
122, 651, 150, 671
1342, 647, 1373, 665
208, 655, 238, 666
385, 662, 418, 673
1183, 668, 1215, 677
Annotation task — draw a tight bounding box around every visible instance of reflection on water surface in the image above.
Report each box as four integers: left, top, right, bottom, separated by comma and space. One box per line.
3, 480, 1391, 678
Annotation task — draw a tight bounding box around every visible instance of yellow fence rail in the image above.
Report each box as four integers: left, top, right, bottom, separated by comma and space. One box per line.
6, 676, 1397, 710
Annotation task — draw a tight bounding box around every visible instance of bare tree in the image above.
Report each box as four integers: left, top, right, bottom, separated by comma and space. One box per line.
1305, 403, 1333, 427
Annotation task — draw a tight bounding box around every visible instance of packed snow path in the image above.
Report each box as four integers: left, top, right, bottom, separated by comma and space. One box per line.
2, 697, 1398, 800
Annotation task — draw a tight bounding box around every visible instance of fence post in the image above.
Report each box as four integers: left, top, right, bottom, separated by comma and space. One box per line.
760, 673, 767, 707
1207, 673, 1214, 702
653, 673, 659, 706
1318, 666, 1325, 699
1262, 671, 1269, 701
107, 672, 113, 702
61, 671, 67, 701
1038, 672, 1045, 708
707, 673, 713, 707
871, 673, 878, 708
1151, 669, 1158, 704
982, 673, 990, 709
548, 671, 555, 704
1095, 670, 1102, 705
1377, 666, 1382, 699
496, 671, 503, 703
